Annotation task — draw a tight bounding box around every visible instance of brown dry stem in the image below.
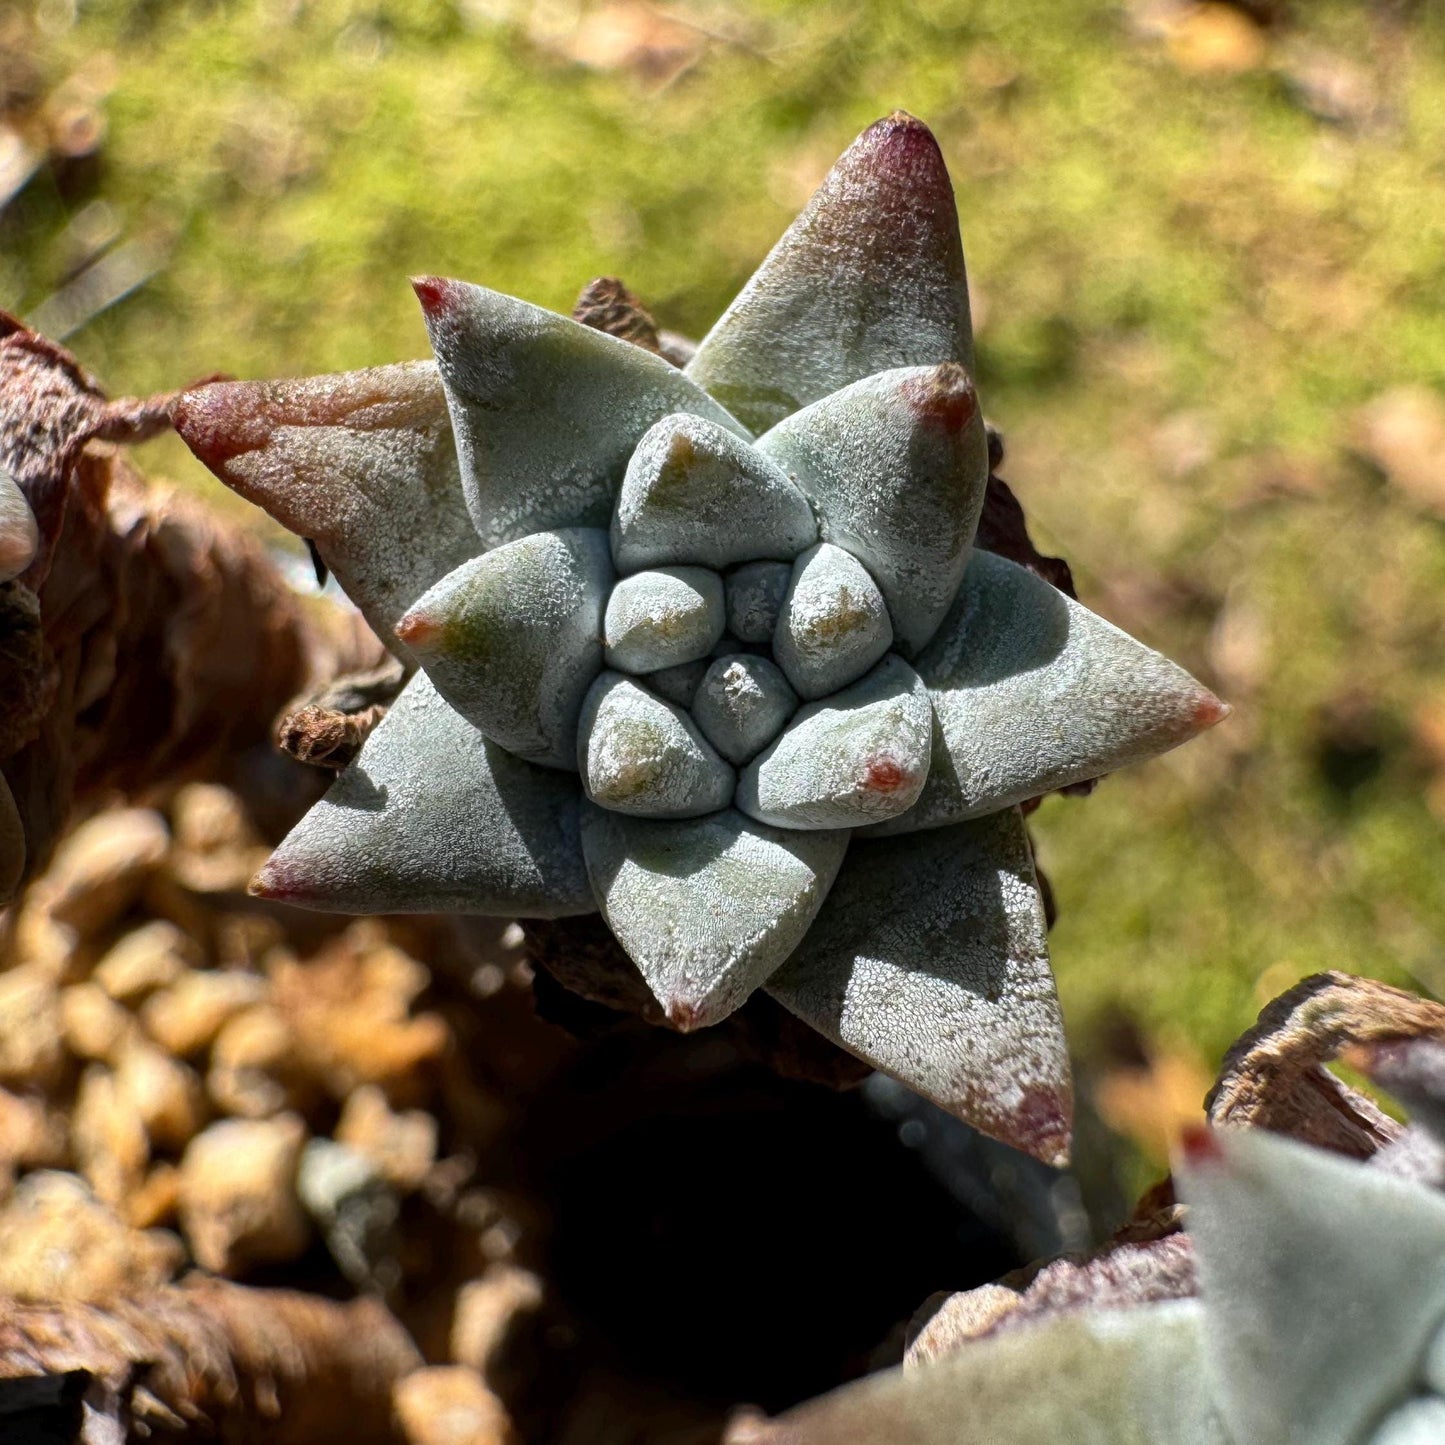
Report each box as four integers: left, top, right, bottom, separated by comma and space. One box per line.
0, 313, 382, 895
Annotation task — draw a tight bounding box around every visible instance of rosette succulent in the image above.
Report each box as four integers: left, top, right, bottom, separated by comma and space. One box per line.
176, 113, 1226, 1164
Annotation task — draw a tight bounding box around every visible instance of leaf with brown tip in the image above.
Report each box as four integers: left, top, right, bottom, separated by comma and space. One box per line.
767, 808, 1072, 1164
687, 112, 974, 434
174, 362, 477, 648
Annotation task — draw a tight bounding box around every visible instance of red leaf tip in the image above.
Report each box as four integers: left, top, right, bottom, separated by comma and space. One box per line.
1192, 691, 1232, 732
1011, 1085, 1074, 1167
249, 857, 308, 902
665, 999, 704, 1033
394, 609, 442, 650
1179, 1123, 1224, 1166
411, 275, 462, 318
901, 362, 978, 433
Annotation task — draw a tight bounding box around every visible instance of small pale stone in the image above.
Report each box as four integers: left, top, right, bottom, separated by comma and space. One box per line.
43, 808, 169, 935
394, 1365, 516, 1445
451, 1266, 545, 1382
773, 542, 893, 701
114, 1039, 207, 1153
179, 1114, 310, 1275
93, 920, 198, 1003
61, 982, 137, 1063
171, 783, 257, 853
140, 969, 267, 1057
208, 1005, 313, 1119
297, 1137, 400, 1289
0, 1171, 183, 1302
737, 655, 932, 829
0, 1088, 68, 1171
726, 560, 792, 645
127, 1163, 181, 1230
692, 655, 798, 765
578, 672, 734, 819
336, 1084, 438, 1192
72, 1065, 150, 1207
603, 566, 726, 674
0, 964, 65, 1089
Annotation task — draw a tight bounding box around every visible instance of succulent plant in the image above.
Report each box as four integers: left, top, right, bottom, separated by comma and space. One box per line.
176, 112, 1226, 1164
733, 1120, 1445, 1445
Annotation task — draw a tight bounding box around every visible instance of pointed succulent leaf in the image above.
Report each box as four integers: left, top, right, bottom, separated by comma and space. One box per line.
394, 528, 612, 770
603, 566, 726, 674
727, 1301, 1224, 1445
414, 278, 748, 547
173, 364, 477, 645
578, 672, 734, 819
767, 809, 1071, 1162
687, 111, 975, 435
0, 465, 38, 582
725, 560, 793, 645
612, 413, 817, 572
692, 655, 799, 766
737, 656, 931, 830
773, 542, 894, 701
251, 673, 594, 917
759, 364, 988, 654
871, 550, 1228, 835
581, 806, 847, 1029
1178, 1127, 1445, 1445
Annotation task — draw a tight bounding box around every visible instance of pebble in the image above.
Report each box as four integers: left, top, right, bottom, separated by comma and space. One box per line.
179, 1114, 311, 1275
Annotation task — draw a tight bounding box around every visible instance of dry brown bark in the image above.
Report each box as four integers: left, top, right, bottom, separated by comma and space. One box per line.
0, 313, 382, 899
1204, 970, 1445, 1157
0, 1280, 419, 1442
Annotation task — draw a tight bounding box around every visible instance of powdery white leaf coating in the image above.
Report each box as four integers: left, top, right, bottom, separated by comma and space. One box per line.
692, 654, 799, 766
870, 550, 1228, 835
580, 806, 848, 1030
173, 363, 478, 647
725, 560, 793, 644
737, 656, 931, 830
767, 809, 1071, 1162
1369, 1398, 1445, 1445
415, 278, 749, 547
1177, 1128, 1445, 1445
686, 112, 975, 436
645, 659, 711, 709
772, 542, 894, 701
251, 673, 594, 918
729, 1301, 1224, 1445
0, 465, 38, 582
612, 413, 817, 573
603, 566, 727, 675
646, 658, 711, 709
578, 672, 734, 819
759, 364, 988, 654
395, 529, 612, 770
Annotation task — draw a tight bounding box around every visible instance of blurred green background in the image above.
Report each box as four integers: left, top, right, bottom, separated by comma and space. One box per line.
5, 0, 1444, 1174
